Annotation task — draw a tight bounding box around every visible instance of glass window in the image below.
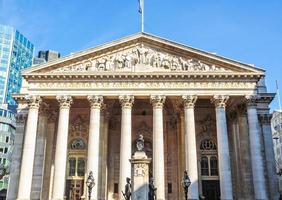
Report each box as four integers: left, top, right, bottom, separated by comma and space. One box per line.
200, 139, 217, 150
77, 158, 85, 176
69, 158, 76, 176
210, 156, 218, 176
201, 156, 209, 176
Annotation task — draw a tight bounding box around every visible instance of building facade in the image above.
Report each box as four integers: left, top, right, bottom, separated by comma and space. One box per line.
0, 24, 33, 198
0, 24, 34, 106
7, 33, 279, 200
33, 50, 61, 66
272, 110, 282, 194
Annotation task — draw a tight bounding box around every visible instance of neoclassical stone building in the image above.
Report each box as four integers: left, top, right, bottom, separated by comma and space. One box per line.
7, 33, 279, 200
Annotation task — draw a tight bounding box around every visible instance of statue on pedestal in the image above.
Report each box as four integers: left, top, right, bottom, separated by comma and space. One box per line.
148, 178, 157, 200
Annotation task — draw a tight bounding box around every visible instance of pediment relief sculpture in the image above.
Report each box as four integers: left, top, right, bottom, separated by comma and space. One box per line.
50, 44, 231, 73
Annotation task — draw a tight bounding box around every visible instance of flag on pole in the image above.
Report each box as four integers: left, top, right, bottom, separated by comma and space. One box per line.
138, 0, 144, 14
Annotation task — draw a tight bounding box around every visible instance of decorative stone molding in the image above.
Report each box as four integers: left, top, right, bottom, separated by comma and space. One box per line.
87, 95, 103, 109
211, 95, 229, 108
245, 95, 258, 108
237, 104, 247, 116
48, 110, 58, 123
182, 95, 197, 108
227, 111, 237, 121
56, 95, 73, 109
150, 95, 166, 108
119, 95, 134, 108
197, 114, 216, 135
39, 102, 49, 116
258, 113, 272, 124
25, 95, 42, 109
50, 45, 231, 73
16, 112, 28, 124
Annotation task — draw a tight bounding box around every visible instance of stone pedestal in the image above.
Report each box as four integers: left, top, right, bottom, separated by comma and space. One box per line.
130, 151, 151, 200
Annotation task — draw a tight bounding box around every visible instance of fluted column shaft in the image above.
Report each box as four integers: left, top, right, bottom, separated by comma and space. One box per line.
52, 95, 73, 200
212, 95, 233, 200
87, 95, 103, 200
245, 96, 267, 199
182, 95, 199, 200
150, 95, 166, 200
119, 95, 134, 197
17, 96, 41, 200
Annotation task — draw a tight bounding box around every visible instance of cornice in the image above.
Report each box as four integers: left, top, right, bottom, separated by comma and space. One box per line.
22, 72, 262, 81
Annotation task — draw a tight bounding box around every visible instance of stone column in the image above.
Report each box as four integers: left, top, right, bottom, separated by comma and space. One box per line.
119, 95, 134, 197
182, 95, 199, 200
150, 95, 166, 200
87, 95, 103, 200
52, 95, 73, 200
7, 103, 28, 200
99, 109, 110, 200
211, 95, 233, 200
259, 114, 280, 200
236, 105, 254, 199
17, 95, 42, 200
245, 95, 267, 199
31, 102, 49, 199
42, 110, 57, 200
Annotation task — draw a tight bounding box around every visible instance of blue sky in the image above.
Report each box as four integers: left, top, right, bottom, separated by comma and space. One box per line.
0, 0, 281, 110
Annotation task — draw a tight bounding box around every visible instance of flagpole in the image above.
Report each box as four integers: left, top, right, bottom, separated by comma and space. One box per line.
142, 0, 144, 32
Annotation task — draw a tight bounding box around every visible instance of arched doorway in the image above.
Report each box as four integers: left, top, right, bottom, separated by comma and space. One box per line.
65, 138, 87, 200
199, 139, 220, 200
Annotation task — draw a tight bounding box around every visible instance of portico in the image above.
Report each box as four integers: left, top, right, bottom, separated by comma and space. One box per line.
7, 33, 279, 200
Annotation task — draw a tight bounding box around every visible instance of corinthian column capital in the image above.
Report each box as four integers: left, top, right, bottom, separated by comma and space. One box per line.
25, 95, 42, 109
211, 95, 229, 108
119, 95, 134, 108
87, 95, 103, 109
182, 95, 197, 108
56, 95, 73, 109
150, 95, 166, 108
245, 95, 258, 108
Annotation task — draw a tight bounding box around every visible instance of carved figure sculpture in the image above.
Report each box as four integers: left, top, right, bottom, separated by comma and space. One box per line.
148, 178, 157, 200
136, 134, 144, 151
137, 44, 149, 64
124, 177, 131, 200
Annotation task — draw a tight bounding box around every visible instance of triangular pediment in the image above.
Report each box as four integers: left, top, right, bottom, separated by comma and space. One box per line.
23, 33, 264, 76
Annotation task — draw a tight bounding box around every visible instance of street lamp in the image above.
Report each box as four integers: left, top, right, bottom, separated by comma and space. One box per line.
86, 171, 95, 200
182, 170, 191, 200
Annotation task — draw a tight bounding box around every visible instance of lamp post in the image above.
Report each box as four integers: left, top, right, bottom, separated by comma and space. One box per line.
86, 171, 95, 200
182, 170, 191, 200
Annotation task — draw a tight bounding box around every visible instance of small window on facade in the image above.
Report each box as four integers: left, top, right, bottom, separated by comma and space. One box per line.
201, 156, 209, 176
210, 156, 218, 176
5, 137, 9, 143
114, 183, 118, 193
200, 139, 217, 150
0, 148, 3, 153
70, 138, 86, 150
4, 148, 7, 154
168, 183, 172, 193
3, 158, 6, 165
77, 158, 85, 176
69, 158, 76, 176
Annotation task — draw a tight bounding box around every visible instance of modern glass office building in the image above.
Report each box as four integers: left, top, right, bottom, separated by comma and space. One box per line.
0, 24, 33, 198
0, 24, 34, 106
